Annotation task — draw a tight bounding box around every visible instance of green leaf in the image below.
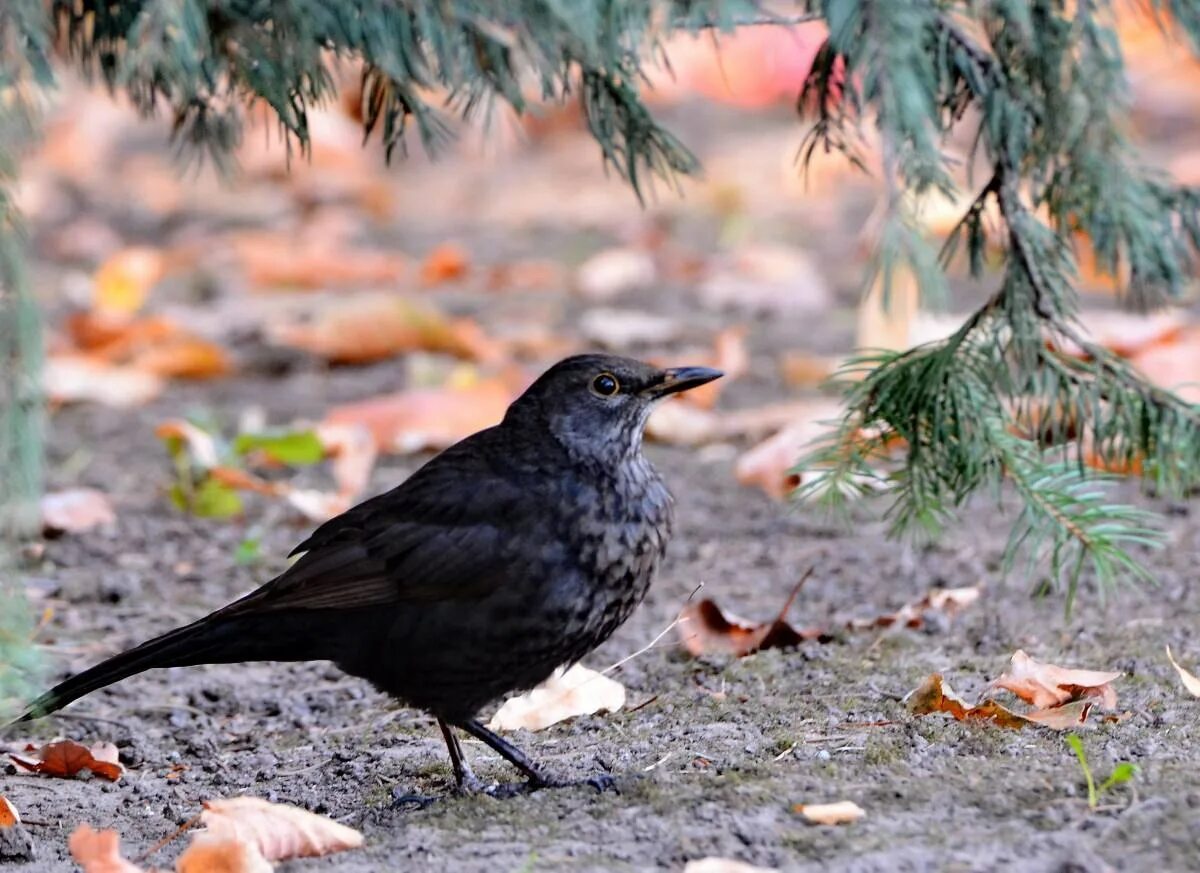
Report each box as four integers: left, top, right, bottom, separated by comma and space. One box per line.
233, 430, 324, 466
234, 537, 261, 565
192, 477, 243, 519
1099, 762, 1137, 794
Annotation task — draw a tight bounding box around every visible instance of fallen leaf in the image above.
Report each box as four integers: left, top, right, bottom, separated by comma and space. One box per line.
0, 796, 17, 828
907, 673, 1096, 731
231, 231, 408, 290
648, 399, 829, 449
315, 422, 377, 499
905, 674, 1034, 730
130, 338, 231, 380
156, 420, 221, 468
675, 326, 749, 409
233, 430, 325, 466
92, 246, 167, 316
176, 833, 272, 873
780, 351, 839, 388
40, 488, 116, 534
847, 585, 982, 632
795, 800, 866, 826
484, 259, 565, 292
1128, 324, 1200, 404
1165, 645, 1200, 698
324, 377, 515, 454
991, 650, 1121, 711
682, 860, 779, 873
698, 243, 832, 315
419, 242, 470, 285
66, 312, 181, 357
580, 308, 681, 348
199, 796, 363, 862
575, 247, 657, 301
45, 355, 164, 407
68, 825, 143, 873
730, 399, 846, 498
678, 572, 830, 657
10, 739, 124, 781
488, 664, 626, 732
269, 295, 501, 364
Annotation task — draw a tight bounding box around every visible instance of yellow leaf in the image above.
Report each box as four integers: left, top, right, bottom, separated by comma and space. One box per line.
92, 247, 166, 316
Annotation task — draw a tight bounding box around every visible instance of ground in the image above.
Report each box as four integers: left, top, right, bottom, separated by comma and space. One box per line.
4, 54, 1200, 873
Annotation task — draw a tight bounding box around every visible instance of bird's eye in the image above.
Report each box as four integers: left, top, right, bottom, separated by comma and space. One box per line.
591, 373, 620, 397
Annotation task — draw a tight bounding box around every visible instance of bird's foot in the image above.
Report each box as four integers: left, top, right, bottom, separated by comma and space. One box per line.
390, 788, 438, 810
453, 772, 493, 796
524, 770, 619, 794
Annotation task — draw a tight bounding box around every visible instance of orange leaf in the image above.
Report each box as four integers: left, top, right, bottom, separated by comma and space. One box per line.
905, 674, 1034, 730
231, 231, 407, 290
92, 247, 166, 316
269, 296, 501, 365
209, 466, 283, 496
68, 825, 144, 873
40, 488, 117, 535
131, 338, 231, 380
324, 378, 515, 453
847, 585, 982, 632
10, 739, 124, 781
176, 833, 272, 873
198, 796, 363, 862
419, 242, 470, 286
66, 312, 181, 356
991, 650, 1121, 710
0, 796, 18, 828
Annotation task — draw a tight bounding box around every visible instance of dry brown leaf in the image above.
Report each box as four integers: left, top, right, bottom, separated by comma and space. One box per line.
324, 377, 515, 454
269, 296, 501, 365
484, 259, 565, 293
419, 242, 471, 286
10, 739, 124, 781
175, 833, 272, 873
68, 825, 144, 873
40, 488, 116, 535
208, 466, 283, 496
795, 800, 866, 826
92, 246, 167, 316
847, 585, 982, 632
907, 673, 1096, 731
991, 650, 1120, 711
488, 664, 626, 732
45, 355, 164, 407
678, 573, 830, 657
66, 312, 181, 357
0, 796, 18, 828
199, 797, 363, 862
1165, 645, 1200, 698
130, 338, 232, 380
730, 399, 846, 498
905, 674, 1035, 730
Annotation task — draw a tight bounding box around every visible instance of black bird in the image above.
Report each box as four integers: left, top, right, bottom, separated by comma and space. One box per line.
17, 354, 721, 793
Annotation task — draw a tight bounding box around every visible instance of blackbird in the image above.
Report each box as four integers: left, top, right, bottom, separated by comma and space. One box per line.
16, 354, 721, 793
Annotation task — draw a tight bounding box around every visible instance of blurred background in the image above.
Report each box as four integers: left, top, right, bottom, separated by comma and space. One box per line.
20, 15, 1199, 545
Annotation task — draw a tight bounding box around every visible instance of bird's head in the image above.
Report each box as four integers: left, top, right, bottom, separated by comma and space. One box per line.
506, 354, 723, 463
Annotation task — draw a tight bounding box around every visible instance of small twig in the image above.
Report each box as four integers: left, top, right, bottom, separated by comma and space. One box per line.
626, 694, 659, 714
772, 743, 797, 762
600, 583, 705, 678
135, 810, 203, 863
642, 751, 674, 772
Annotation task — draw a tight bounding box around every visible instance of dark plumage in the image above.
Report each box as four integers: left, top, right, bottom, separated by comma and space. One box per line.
16, 354, 721, 792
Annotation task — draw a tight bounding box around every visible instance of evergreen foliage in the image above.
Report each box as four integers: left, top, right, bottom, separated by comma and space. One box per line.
0, 0, 1197, 708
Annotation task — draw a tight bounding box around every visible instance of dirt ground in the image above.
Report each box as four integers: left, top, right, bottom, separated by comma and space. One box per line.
4, 70, 1200, 873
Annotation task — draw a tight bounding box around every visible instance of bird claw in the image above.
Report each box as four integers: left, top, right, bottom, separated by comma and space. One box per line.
390, 789, 438, 810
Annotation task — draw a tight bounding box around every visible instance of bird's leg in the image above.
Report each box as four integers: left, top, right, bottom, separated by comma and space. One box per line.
457, 720, 616, 793
437, 717, 488, 794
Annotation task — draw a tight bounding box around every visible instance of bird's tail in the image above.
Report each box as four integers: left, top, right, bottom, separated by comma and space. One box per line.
14, 609, 321, 723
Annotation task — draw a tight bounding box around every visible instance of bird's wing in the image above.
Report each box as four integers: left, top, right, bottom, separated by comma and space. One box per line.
224, 437, 538, 614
